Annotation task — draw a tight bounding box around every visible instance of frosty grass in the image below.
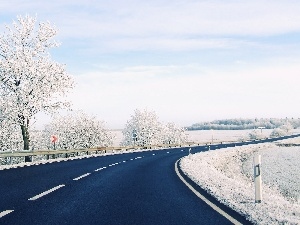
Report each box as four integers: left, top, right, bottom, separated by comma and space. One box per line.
180, 139, 300, 224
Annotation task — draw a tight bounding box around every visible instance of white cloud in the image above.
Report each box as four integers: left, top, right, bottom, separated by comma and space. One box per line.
63, 60, 300, 128
2, 0, 300, 129
3, 0, 300, 38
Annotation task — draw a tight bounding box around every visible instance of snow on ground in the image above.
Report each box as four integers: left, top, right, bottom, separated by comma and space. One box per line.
180, 138, 300, 224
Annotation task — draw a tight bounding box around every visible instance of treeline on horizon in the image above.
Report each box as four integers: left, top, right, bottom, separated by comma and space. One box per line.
186, 118, 300, 130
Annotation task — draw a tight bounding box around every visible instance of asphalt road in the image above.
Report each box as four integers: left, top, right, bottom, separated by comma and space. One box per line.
0, 147, 237, 225
1, 134, 299, 225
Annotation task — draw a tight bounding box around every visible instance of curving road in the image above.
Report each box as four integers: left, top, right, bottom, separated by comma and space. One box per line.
0, 134, 299, 225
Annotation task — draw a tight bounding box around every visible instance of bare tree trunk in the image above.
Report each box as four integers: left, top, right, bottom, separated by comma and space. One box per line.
21, 124, 29, 150
20, 118, 31, 162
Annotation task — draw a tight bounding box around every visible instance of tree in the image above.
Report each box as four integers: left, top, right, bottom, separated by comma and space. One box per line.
248, 129, 266, 140
162, 122, 187, 145
122, 109, 163, 146
122, 109, 187, 147
0, 119, 23, 151
270, 128, 287, 138
42, 111, 114, 150
279, 122, 293, 134
0, 15, 74, 152
270, 123, 293, 138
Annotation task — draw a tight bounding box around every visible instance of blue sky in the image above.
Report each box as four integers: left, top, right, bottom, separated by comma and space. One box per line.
1, 0, 300, 129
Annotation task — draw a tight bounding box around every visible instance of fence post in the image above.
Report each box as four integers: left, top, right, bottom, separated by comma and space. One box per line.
254, 154, 262, 203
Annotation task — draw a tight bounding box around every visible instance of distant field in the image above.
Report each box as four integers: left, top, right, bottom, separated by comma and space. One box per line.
186, 129, 270, 144
111, 129, 300, 146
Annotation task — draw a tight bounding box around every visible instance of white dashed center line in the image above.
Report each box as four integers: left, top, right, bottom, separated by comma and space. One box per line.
0, 210, 14, 218
73, 173, 91, 181
28, 184, 65, 201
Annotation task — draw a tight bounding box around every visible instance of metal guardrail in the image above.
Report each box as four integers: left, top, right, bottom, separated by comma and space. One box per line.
1, 133, 299, 164
0, 143, 196, 159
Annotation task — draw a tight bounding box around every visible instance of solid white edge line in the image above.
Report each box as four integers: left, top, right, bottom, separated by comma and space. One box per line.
0, 210, 14, 218
73, 173, 91, 181
28, 184, 65, 201
175, 160, 242, 225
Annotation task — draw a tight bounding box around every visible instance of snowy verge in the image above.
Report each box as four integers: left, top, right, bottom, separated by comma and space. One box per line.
180, 143, 300, 224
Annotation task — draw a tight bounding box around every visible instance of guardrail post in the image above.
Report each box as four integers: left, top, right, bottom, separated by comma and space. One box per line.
254, 154, 262, 203
25, 155, 32, 162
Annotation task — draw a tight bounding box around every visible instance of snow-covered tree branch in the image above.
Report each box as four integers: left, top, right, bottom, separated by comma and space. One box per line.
0, 15, 74, 151
0, 119, 23, 151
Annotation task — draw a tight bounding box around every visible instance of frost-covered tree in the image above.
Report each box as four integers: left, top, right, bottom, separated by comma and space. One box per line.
0, 15, 74, 151
279, 122, 293, 134
122, 109, 186, 147
270, 128, 287, 138
122, 109, 163, 146
42, 112, 114, 150
162, 122, 187, 145
270, 123, 293, 138
248, 129, 266, 140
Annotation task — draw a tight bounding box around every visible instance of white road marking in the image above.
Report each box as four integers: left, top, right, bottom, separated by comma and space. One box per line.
123, 161, 126, 163
73, 173, 91, 181
130, 159, 134, 160
0, 210, 14, 218
152, 154, 155, 155
175, 160, 242, 225
181, 150, 184, 151
28, 184, 65, 201
167, 152, 170, 154
95, 168, 104, 171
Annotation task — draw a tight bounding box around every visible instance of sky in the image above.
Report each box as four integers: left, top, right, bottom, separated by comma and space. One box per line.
1, 0, 300, 129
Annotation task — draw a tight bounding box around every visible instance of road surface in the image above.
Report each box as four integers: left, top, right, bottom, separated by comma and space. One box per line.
1, 134, 298, 224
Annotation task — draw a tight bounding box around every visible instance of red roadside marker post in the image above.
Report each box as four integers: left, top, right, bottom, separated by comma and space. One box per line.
50, 135, 58, 150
